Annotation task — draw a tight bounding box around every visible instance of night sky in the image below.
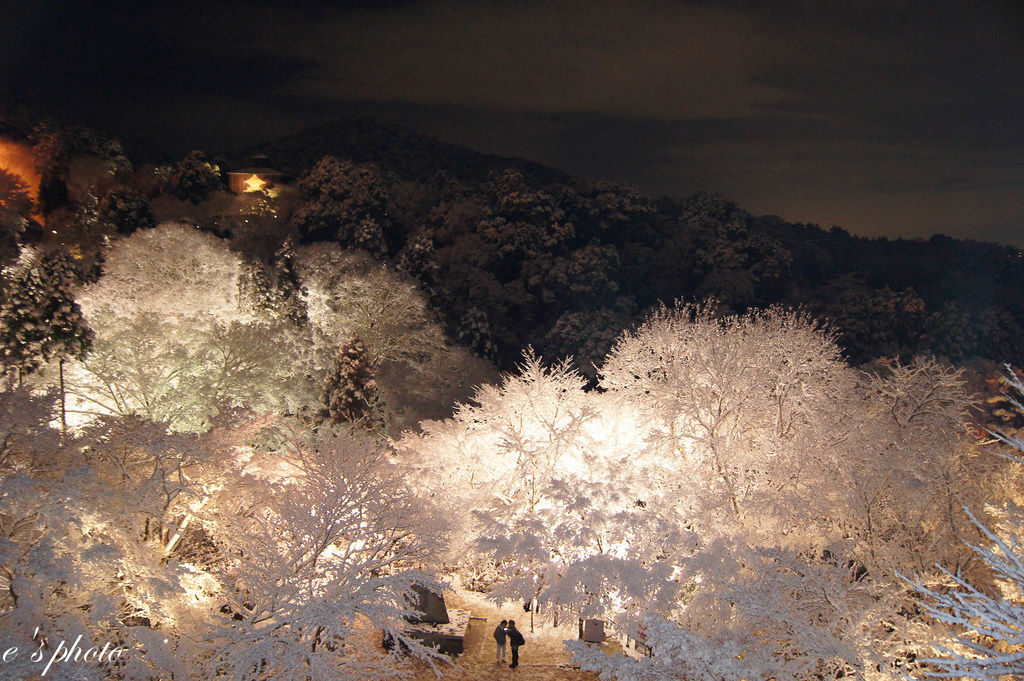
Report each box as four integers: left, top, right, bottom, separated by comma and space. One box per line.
3, 1, 1023, 244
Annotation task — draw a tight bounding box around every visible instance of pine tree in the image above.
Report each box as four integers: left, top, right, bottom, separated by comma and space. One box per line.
0, 248, 94, 431
321, 336, 384, 431
240, 238, 309, 326
269, 237, 308, 326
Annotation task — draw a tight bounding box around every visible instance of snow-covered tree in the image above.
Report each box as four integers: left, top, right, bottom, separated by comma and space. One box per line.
397, 301, 996, 679
399, 353, 686, 621
63, 224, 316, 430
0, 393, 452, 680
298, 243, 482, 431
906, 371, 1024, 680
321, 336, 385, 431
77, 222, 251, 324
168, 150, 222, 204
833, 356, 983, 579
0, 248, 93, 380
0, 405, 224, 680
63, 312, 305, 432
566, 313, 994, 680
289, 157, 393, 256
911, 507, 1024, 680
298, 244, 445, 369
599, 302, 853, 536
199, 428, 449, 681
239, 237, 309, 327
0, 247, 94, 432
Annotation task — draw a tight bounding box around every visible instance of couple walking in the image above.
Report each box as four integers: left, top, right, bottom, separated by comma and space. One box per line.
492, 619, 525, 668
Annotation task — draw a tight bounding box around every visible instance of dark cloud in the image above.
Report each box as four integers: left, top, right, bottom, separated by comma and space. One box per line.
2, 0, 1022, 243
1, 3, 319, 103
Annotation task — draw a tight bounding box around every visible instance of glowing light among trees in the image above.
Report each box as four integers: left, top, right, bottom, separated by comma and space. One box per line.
0, 139, 41, 208
242, 174, 267, 193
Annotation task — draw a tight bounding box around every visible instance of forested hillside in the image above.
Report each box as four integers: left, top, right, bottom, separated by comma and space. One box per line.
239, 120, 1024, 375
5, 114, 1022, 382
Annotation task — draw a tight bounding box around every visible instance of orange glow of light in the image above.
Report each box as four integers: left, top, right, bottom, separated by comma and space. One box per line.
243, 174, 267, 193
0, 138, 41, 208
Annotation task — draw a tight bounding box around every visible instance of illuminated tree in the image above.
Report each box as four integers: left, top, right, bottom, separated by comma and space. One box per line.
399, 353, 682, 621
65, 224, 316, 431
62, 226, 476, 434
0, 391, 453, 680
566, 313, 991, 681
905, 373, 1024, 680
298, 243, 477, 431
199, 429, 448, 681
299, 244, 445, 369
568, 547, 916, 681
65, 312, 302, 432
0, 407, 222, 680
911, 507, 1024, 680
77, 222, 248, 323
835, 356, 981, 578
599, 302, 852, 530
399, 301, 994, 679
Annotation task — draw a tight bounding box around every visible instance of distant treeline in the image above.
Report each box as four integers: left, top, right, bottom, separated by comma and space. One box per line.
249, 121, 1024, 376
6, 113, 1023, 377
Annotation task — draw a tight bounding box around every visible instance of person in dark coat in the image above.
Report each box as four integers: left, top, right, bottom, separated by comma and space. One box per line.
493, 619, 508, 662
506, 619, 525, 668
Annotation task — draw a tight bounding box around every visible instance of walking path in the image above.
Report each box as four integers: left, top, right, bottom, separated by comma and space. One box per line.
407, 587, 618, 680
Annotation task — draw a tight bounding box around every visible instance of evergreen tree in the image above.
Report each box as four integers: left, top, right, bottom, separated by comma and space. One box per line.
0, 248, 93, 430
240, 238, 309, 326
170, 150, 222, 203
289, 156, 391, 256
396, 230, 441, 295
321, 336, 384, 431
269, 237, 308, 326
98, 186, 155, 235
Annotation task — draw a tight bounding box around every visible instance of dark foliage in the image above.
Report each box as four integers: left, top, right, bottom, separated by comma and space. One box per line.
0, 168, 33, 214
289, 156, 395, 257
228, 120, 1024, 372
98, 187, 155, 235
169, 150, 222, 203
0, 248, 93, 378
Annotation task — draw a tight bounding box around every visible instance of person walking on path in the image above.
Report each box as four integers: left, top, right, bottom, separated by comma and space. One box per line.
493, 619, 508, 663
506, 619, 525, 669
